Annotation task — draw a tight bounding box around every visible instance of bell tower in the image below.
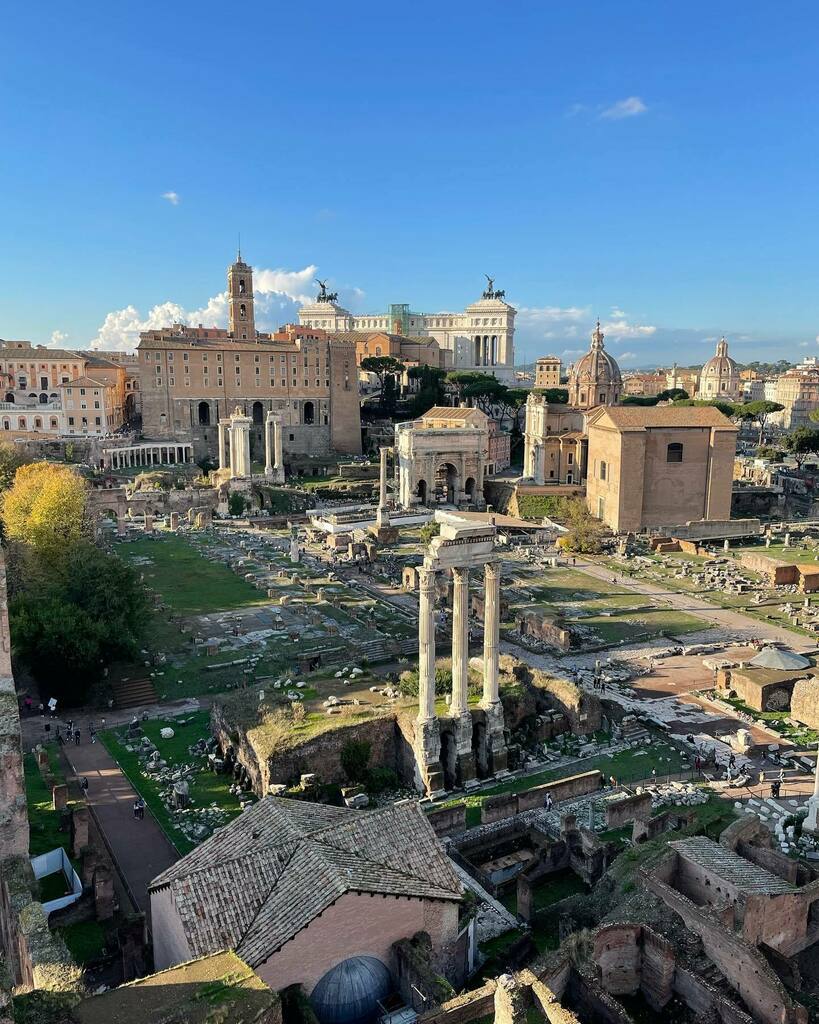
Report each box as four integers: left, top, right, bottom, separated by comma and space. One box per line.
228, 251, 255, 340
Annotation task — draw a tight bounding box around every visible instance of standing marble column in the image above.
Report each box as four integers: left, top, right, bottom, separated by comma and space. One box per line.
264, 412, 274, 476
272, 414, 284, 482
377, 446, 390, 527
482, 561, 500, 706
228, 425, 237, 478
804, 746, 819, 833
450, 566, 469, 717
417, 568, 437, 723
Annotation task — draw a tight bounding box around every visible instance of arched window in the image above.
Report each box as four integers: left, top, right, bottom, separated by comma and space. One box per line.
239, 303, 247, 319
667, 443, 684, 463
303, 401, 315, 425
239, 278, 246, 294
197, 402, 210, 426
252, 401, 264, 425
375, 346, 382, 357
4, 393, 13, 404
2, 420, 9, 430
580, 392, 586, 404
50, 418, 58, 429
39, 393, 48, 404
18, 418, 25, 429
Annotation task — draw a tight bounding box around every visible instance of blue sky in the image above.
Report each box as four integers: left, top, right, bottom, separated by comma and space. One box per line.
1, 1, 819, 367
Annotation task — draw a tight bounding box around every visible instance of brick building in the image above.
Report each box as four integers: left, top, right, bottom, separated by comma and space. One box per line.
585, 405, 737, 532
534, 355, 561, 388
138, 255, 361, 462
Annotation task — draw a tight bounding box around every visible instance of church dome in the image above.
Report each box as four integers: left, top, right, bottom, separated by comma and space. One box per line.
567, 322, 622, 409
699, 337, 739, 398
310, 957, 392, 1024
572, 323, 622, 386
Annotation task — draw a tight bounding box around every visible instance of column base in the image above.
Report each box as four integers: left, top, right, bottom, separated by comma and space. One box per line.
804, 798, 819, 833
376, 506, 390, 528
452, 712, 476, 786
482, 701, 508, 775
415, 717, 444, 795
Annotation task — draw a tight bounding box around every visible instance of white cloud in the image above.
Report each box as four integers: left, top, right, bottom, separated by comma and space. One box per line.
518, 305, 589, 324
601, 316, 656, 339
618, 351, 637, 361
161, 191, 180, 205
600, 96, 648, 120
565, 103, 588, 118
610, 306, 627, 318
89, 264, 328, 351
561, 348, 585, 357
50, 330, 68, 345
799, 341, 810, 348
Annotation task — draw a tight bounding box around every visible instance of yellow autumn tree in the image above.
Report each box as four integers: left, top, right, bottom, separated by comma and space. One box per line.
1, 462, 89, 565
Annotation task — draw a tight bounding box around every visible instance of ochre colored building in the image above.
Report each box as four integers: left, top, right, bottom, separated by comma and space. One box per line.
585, 405, 737, 533
138, 255, 362, 462
534, 355, 561, 388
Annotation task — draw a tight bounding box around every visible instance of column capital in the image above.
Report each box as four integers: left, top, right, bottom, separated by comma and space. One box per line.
418, 566, 437, 590
484, 560, 501, 579
452, 565, 469, 582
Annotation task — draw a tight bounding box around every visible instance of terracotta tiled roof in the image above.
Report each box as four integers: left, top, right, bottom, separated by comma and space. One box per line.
671, 836, 794, 894
60, 375, 111, 389
149, 797, 462, 967
589, 405, 736, 430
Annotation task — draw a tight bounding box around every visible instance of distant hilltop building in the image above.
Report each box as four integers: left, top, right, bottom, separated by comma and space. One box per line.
298, 276, 516, 376
566, 322, 622, 410
697, 337, 740, 400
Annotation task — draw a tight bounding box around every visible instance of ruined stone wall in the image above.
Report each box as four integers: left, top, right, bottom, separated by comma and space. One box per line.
673, 964, 756, 1024
481, 771, 603, 824
516, 611, 571, 652
0, 548, 27, 860
604, 793, 652, 830
645, 866, 806, 1024
528, 670, 601, 734
427, 804, 467, 837
739, 552, 799, 585
592, 923, 641, 996
790, 676, 819, 730
211, 703, 417, 794
742, 885, 819, 953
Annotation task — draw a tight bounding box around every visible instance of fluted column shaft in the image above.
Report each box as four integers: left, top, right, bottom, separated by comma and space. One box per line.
417, 568, 437, 722
482, 561, 500, 706
451, 566, 469, 716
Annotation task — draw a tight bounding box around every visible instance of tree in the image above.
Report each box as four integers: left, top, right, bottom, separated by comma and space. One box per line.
672, 398, 737, 419
407, 366, 447, 417
361, 356, 405, 408
10, 542, 149, 705
419, 520, 441, 545
0, 443, 31, 493
1, 463, 88, 568
782, 426, 819, 466
622, 395, 659, 406
227, 492, 247, 516
462, 374, 507, 414
533, 388, 569, 404
742, 400, 784, 443
656, 388, 688, 402
445, 370, 487, 404
555, 497, 607, 554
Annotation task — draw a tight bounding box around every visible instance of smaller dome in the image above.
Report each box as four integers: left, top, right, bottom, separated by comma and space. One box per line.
311, 957, 392, 1024
749, 646, 811, 671
701, 337, 738, 379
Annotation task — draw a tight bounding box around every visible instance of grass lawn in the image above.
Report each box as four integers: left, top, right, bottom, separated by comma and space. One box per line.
438, 740, 688, 825
735, 541, 819, 566
24, 745, 71, 858
56, 921, 108, 965
100, 711, 243, 855
118, 535, 270, 614
510, 566, 706, 647
720, 694, 819, 747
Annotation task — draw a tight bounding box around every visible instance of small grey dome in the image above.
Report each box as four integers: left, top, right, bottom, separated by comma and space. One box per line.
310, 956, 392, 1024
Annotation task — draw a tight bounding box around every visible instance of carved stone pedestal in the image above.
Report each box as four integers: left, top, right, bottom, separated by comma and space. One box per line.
452, 713, 476, 786
483, 701, 508, 775
415, 717, 445, 796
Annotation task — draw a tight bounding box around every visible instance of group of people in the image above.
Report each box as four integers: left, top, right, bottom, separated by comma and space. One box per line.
132, 797, 146, 820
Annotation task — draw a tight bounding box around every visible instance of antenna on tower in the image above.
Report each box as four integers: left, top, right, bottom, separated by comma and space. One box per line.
237, 232, 242, 262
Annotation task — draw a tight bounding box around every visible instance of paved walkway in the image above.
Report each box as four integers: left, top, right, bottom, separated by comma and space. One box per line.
59, 731, 179, 913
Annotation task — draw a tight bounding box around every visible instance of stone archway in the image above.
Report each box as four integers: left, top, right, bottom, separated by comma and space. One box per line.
416, 479, 427, 504
464, 476, 476, 507
435, 462, 459, 505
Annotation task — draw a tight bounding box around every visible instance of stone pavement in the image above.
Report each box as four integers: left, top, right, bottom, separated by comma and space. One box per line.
58, 727, 179, 914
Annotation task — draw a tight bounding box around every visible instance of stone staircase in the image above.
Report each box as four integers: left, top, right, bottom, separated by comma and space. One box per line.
619, 714, 652, 745
111, 677, 158, 709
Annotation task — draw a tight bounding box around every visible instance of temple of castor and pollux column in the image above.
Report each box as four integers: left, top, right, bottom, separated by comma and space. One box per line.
412, 511, 507, 795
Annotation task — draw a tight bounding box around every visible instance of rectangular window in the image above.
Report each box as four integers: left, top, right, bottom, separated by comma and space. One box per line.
80, 388, 86, 395
168, 353, 174, 361
95, 417, 101, 426
217, 354, 222, 362
68, 416, 74, 426
183, 353, 189, 361
567, 452, 573, 465
270, 379, 276, 387
169, 377, 175, 386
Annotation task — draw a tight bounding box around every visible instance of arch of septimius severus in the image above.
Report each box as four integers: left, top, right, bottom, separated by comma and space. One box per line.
413, 512, 507, 795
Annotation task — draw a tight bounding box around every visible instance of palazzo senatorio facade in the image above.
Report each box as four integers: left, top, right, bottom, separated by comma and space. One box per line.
138, 255, 362, 463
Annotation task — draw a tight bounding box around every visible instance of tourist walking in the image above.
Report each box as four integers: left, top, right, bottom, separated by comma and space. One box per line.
74, 728, 81, 746
89, 723, 96, 744
79, 776, 89, 795
133, 799, 141, 820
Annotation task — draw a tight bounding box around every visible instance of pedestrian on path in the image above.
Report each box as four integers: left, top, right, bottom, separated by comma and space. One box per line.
759, 770, 766, 787
80, 776, 88, 795
133, 800, 141, 820
74, 728, 81, 746
89, 723, 96, 744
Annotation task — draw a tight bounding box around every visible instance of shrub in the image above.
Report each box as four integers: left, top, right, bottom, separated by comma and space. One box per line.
366, 767, 399, 793
340, 739, 371, 783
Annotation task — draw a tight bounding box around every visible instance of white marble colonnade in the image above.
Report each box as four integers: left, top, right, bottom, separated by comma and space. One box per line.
218, 407, 252, 479
263, 411, 284, 483
105, 443, 193, 470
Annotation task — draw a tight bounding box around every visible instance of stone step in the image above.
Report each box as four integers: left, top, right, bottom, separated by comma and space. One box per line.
111, 677, 158, 709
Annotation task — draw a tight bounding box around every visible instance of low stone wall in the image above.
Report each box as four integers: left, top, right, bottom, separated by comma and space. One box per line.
417, 981, 496, 1024
516, 611, 571, 652
739, 551, 799, 585
427, 804, 467, 837
790, 676, 819, 730
604, 792, 652, 830
481, 771, 603, 824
